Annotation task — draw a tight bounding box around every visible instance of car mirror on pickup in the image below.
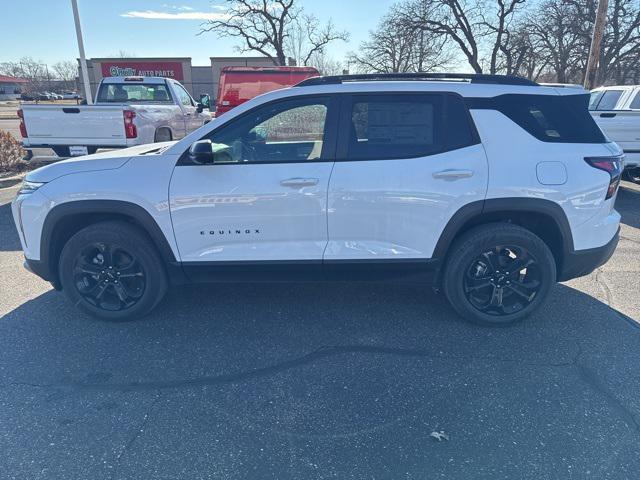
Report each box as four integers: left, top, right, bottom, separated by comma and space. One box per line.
197, 94, 211, 113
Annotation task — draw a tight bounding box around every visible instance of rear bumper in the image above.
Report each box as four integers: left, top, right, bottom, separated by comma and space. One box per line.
558, 228, 619, 281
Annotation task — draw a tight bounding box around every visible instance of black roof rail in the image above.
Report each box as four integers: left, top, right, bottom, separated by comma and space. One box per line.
295, 72, 538, 87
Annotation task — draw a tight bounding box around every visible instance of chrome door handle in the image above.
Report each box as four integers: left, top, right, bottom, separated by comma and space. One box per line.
280, 177, 319, 187
432, 169, 474, 180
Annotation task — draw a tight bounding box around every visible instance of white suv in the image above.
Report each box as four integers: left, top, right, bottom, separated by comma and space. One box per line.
11, 73, 622, 325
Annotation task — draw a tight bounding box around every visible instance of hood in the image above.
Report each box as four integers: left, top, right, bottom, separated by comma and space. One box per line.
26, 141, 177, 183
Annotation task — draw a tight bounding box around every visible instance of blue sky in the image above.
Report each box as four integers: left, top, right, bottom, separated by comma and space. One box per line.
1, 0, 397, 66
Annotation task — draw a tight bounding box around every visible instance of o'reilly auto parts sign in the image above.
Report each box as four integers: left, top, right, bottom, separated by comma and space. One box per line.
100, 61, 184, 80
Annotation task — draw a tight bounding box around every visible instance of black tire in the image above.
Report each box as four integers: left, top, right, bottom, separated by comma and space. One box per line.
58, 221, 168, 321
624, 167, 640, 184
52, 146, 70, 158
442, 223, 556, 326
154, 128, 172, 143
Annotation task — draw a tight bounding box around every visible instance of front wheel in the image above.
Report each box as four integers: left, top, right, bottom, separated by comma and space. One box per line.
58, 221, 168, 321
442, 223, 556, 326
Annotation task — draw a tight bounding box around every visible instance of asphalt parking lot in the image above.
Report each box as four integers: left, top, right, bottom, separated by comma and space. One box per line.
0, 178, 639, 479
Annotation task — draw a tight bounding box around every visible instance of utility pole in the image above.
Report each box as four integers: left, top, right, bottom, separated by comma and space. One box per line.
584, 0, 609, 90
71, 0, 93, 104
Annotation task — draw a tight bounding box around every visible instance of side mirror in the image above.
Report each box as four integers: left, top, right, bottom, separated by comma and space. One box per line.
197, 94, 211, 113
189, 140, 214, 164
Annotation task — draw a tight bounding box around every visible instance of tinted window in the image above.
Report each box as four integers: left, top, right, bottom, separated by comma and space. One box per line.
594, 90, 623, 110
345, 94, 476, 160
630, 92, 640, 110
96, 83, 172, 103
203, 97, 329, 163
484, 94, 607, 143
349, 96, 439, 160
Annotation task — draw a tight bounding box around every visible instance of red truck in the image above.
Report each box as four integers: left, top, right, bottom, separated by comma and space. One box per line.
214, 66, 320, 116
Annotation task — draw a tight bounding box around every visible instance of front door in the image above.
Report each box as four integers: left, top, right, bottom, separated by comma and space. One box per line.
172, 81, 204, 134
169, 95, 337, 269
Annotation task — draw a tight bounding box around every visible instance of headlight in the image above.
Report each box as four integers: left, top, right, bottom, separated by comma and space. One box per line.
17, 180, 46, 195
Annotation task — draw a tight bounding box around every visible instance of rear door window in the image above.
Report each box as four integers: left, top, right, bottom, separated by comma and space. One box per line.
593, 90, 623, 110
342, 94, 477, 160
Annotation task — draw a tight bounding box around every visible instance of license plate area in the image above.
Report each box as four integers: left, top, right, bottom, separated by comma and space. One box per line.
69, 146, 89, 156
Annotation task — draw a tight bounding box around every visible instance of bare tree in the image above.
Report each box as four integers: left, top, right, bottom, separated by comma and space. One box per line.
480, 0, 526, 74
0, 57, 48, 92
286, 15, 349, 66
52, 60, 78, 89
349, 7, 451, 73
589, 0, 640, 84
200, 0, 347, 66
525, 0, 587, 83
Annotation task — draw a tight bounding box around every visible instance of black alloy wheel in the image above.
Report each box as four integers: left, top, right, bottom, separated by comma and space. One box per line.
464, 245, 542, 316
72, 242, 146, 311
59, 221, 168, 321
443, 223, 556, 326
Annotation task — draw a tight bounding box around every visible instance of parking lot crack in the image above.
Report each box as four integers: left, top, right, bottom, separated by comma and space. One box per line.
109, 392, 162, 479
594, 268, 614, 307
0, 344, 580, 393
575, 363, 640, 434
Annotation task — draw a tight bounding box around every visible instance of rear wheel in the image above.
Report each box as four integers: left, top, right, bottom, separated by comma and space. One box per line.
154, 128, 172, 143
58, 221, 168, 321
624, 167, 640, 184
443, 223, 556, 326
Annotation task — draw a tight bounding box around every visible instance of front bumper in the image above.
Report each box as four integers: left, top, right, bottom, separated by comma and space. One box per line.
24, 257, 61, 290
558, 228, 619, 281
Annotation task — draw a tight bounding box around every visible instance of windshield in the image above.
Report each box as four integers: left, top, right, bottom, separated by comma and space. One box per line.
96, 83, 173, 103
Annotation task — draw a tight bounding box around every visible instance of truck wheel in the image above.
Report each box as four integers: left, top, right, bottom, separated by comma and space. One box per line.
52, 146, 70, 158
442, 223, 556, 326
154, 128, 172, 143
624, 167, 640, 184
58, 221, 168, 321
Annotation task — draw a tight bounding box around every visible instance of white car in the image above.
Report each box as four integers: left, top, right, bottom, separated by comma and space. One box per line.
11, 73, 622, 325
62, 91, 80, 100
590, 85, 640, 169
19, 76, 211, 158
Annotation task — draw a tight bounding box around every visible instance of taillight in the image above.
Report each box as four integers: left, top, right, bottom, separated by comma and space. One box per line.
585, 155, 624, 200
17, 109, 27, 138
123, 110, 137, 139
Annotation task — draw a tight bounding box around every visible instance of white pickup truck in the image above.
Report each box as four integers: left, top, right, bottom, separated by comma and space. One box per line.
19, 76, 212, 158
589, 85, 640, 174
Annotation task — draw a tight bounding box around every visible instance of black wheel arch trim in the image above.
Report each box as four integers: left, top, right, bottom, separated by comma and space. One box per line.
432, 197, 575, 265
38, 200, 181, 286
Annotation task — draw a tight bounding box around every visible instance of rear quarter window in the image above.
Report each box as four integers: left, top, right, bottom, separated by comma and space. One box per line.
472, 94, 607, 144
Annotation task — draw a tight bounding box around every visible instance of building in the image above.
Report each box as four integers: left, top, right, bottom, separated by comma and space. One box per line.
81, 56, 277, 101
0, 75, 28, 100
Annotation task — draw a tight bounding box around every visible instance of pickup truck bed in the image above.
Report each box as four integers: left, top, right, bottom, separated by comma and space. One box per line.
19, 76, 211, 157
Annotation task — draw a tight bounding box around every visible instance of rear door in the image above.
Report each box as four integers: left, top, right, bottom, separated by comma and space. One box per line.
325, 92, 488, 264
